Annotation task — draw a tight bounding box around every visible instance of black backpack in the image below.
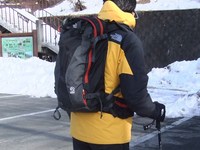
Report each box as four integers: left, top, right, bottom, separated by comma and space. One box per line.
53, 17, 122, 120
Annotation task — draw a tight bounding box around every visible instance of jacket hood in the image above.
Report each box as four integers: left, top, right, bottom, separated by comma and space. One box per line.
98, 0, 136, 28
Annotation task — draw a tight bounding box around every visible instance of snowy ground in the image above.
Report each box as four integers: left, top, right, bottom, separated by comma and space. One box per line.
0, 57, 199, 118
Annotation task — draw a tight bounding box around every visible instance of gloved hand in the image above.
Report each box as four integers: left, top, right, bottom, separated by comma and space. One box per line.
152, 101, 166, 122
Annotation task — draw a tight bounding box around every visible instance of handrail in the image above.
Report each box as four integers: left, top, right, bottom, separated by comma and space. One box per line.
34, 9, 62, 30
0, 1, 36, 32
0, 6, 36, 33
31, 8, 62, 47
41, 18, 60, 47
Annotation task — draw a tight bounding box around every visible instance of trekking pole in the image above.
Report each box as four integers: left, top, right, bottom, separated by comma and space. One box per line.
156, 119, 162, 150
143, 119, 162, 150
156, 107, 165, 150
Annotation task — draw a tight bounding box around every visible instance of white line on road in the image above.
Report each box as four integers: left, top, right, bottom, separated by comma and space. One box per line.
130, 117, 192, 147
0, 109, 55, 122
0, 94, 24, 99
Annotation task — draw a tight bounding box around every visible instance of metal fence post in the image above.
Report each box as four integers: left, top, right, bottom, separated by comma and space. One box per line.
36, 20, 43, 53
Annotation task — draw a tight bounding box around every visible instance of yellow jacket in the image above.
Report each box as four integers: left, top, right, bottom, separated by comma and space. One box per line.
70, 0, 155, 144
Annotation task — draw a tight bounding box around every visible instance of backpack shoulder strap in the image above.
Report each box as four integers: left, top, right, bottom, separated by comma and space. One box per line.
82, 17, 109, 62
80, 17, 106, 36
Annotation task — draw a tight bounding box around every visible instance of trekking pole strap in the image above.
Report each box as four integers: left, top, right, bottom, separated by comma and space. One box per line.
143, 119, 155, 130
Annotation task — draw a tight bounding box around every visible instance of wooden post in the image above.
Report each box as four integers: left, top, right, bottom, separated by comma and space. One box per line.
32, 30, 38, 57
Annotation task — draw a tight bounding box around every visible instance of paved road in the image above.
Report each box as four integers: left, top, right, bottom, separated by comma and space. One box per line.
0, 93, 199, 150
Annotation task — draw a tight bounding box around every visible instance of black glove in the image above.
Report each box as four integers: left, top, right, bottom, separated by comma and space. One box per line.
151, 102, 166, 122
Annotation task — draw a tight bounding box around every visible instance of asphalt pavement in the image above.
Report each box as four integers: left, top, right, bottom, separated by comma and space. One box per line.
0, 93, 199, 150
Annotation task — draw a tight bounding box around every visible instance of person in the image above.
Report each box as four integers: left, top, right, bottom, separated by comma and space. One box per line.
70, 0, 166, 150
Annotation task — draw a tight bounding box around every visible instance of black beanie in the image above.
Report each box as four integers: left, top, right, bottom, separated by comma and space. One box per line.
103, 0, 136, 13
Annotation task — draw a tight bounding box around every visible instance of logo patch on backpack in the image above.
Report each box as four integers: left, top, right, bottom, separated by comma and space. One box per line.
69, 87, 75, 94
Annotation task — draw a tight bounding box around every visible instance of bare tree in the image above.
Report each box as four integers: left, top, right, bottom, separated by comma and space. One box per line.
68, 0, 86, 11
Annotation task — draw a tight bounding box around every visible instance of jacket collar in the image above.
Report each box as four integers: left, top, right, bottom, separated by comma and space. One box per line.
98, 0, 136, 28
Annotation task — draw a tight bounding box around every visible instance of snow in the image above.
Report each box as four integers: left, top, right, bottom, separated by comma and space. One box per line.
147, 59, 200, 118
44, 0, 200, 17
44, 0, 103, 16
0, 0, 200, 118
0, 57, 199, 118
0, 57, 56, 98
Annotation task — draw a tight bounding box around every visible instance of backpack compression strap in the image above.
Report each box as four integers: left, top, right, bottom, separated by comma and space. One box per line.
81, 18, 129, 113
81, 17, 106, 84
81, 17, 108, 107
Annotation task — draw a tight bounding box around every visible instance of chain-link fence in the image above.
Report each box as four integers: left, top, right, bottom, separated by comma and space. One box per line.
135, 9, 200, 72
